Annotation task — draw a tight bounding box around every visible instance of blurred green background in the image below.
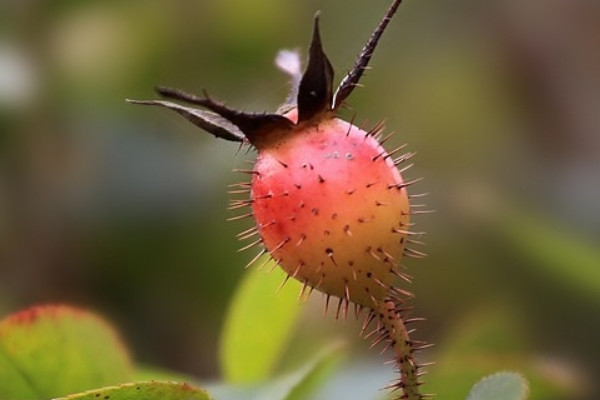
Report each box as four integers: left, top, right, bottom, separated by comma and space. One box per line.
1, 0, 599, 399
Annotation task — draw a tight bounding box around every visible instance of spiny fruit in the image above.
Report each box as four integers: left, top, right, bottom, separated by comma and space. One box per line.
249, 109, 414, 310
129, 1, 432, 399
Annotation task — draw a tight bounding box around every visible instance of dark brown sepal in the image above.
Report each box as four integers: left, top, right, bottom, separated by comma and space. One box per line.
297, 12, 334, 122
126, 98, 245, 142
333, 0, 403, 109
155, 86, 294, 146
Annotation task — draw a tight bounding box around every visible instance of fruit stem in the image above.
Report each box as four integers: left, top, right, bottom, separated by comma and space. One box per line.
376, 298, 422, 400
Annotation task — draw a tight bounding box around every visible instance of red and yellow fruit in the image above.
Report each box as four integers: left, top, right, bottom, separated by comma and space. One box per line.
251, 110, 412, 309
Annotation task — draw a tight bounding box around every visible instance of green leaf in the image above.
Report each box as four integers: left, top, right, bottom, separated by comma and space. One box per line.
466, 372, 529, 400
210, 342, 344, 400
0, 304, 133, 399
55, 381, 213, 400
220, 256, 304, 383
274, 342, 344, 400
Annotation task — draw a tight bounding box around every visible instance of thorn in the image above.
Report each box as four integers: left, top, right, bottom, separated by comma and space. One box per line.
277, 275, 292, 293
378, 247, 396, 262
397, 163, 414, 174
324, 294, 331, 317
403, 248, 428, 258
370, 331, 389, 348
335, 297, 344, 320
325, 248, 337, 266
388, 177, 424, 190
257, 255, 274, 270
407, 209, 436, 215
227, 212, 254, 221
366, 120, 386, 138
228, 201, 253, 211
343, 297, 349, 320
228, 189, 251, 195
350, 265, 358, 280
393, 151, 417, 166
378, 131, 395, 146
261, 220, 277, 230
408, 192, 429, 199
364, 326, 385, 340
392, 228, 427, 236
268, 258, 282, 272
236, 225, 259, 239
343, 225, 353, 236
237, 238, 262, 252
390, 268, 413, 283
419, 361, 437, 367
344, 280, 351, 302
412, 343, 435, 351
354, 303, 363, 319
382, 380, 405, 392
237, 228, 260, 241
372, 276, 389, 290
367, 246, 382, 261
404, 317, 427, 325
271, 237, 291, 253
244, 248, 267, 269
346, 113, 357, 136
296, 233, 307, 246
380, 340, 394, 354
383, 144, 409, 160
314, 273, 325, 290
228, 182, 251, 188
391, 286, 415, 299
299, 280, 310, 301
361, 311, 376, 335
232, 168, 259, 175
292, 261, 304, 278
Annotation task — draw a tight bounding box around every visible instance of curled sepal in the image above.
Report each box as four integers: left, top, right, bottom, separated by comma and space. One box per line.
333, 0, 402, 109
297, 12, 334, 122
155, 86, 294, 147
126, 98, 245, 142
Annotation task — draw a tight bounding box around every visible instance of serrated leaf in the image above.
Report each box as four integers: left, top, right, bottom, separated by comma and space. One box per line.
466, 372, 529, 400
55, 380, 212, 400
220, 257, 304, 383
0, 304, 133, 400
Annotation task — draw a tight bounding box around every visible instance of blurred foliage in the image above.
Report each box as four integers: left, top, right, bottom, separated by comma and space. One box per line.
220, 257, 304, 383
55, 381, 213, 400
0, 305, 133, 399
1, 0, 599, 399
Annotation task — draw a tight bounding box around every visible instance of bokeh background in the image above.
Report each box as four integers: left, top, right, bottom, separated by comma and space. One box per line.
1, 0, 599, 399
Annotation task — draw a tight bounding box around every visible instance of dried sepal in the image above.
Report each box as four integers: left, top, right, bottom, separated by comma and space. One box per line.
125, 98, 245, 142
297, 12, 335, 122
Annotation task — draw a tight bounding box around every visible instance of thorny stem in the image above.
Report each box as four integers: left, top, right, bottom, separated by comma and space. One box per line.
376, 298, 422, 400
